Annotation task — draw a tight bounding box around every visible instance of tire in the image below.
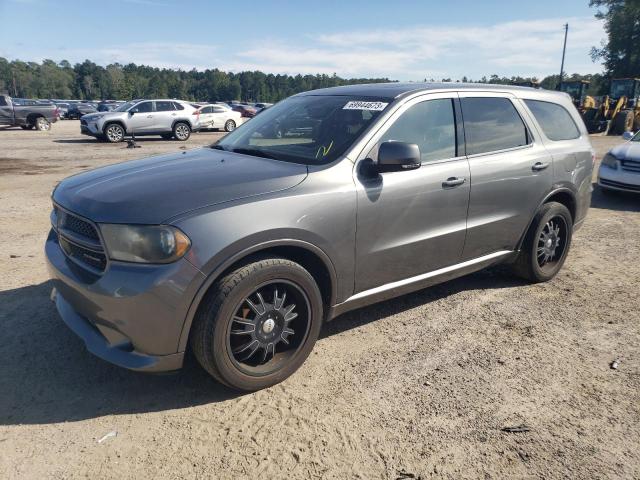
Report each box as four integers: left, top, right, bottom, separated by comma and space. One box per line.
190, 256, 323, 391
172, 122, 191, 141
34, 116, 51, 131
610, 110, 633, 135
512, 202, 573, 283
104, 123, 125, 143
224, 119, 236, 132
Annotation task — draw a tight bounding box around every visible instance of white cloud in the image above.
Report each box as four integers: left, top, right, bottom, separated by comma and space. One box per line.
2, 16, 605, 80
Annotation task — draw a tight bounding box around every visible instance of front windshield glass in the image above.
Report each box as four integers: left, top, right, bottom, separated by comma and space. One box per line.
611, 79, 634, 99
631, 131, 640, 142
214, 95, 392, 164
116, 101, 138, 112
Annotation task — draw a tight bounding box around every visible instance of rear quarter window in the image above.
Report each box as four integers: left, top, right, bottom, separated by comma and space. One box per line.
524, 99, 580, 141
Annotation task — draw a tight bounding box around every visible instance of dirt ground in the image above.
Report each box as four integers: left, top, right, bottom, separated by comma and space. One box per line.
0, 120, 639, 479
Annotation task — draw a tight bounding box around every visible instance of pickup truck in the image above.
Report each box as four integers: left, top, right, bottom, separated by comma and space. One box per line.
0, 94, 59, 131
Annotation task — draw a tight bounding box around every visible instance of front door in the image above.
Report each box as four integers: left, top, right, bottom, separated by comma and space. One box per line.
354, 95, 470, 293
127, 100, 155, 134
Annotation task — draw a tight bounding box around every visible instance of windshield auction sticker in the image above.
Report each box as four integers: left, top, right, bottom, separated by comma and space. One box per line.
343, 101, 388, 111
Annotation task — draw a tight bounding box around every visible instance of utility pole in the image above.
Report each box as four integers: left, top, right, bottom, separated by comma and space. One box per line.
558, 23, 568, 90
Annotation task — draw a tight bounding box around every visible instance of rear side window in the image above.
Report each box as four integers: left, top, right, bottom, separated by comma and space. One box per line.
156, 101, 175, 112
172, 102, 184, 110
379, 98, 457, 162
461, 97, 530, 155
524, 99, 580, 141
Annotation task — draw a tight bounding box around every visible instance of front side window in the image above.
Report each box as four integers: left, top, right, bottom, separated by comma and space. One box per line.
524, 100, 580, 141
215, 95, 391, 164
200, 106, 213, 114
131, 101, 153, 113
378, 99, 457, 162
461, 97, 530, 155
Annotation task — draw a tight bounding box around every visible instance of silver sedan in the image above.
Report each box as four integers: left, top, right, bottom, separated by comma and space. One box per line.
599, 131, 640, 193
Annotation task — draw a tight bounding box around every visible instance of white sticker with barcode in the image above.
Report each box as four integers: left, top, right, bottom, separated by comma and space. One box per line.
343, 101, 388, 111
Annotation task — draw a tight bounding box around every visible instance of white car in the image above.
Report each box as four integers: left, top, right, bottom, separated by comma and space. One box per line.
598, 131, 640, 193
195, 104, 242, 132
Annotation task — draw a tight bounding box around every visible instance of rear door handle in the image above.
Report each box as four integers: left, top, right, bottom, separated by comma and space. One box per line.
532, 162, 550, 171
442, 177, 466, 188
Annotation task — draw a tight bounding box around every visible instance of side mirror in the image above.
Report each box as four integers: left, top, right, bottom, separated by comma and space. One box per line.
377, 141, 421, 172
129, 110, 135, 115
623, 131, 635, 141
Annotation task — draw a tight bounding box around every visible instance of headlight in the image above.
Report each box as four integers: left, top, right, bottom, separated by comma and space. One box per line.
100, 224, 191, 264
601, 153, 619, 169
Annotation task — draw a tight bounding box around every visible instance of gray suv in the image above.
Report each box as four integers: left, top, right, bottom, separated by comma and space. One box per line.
46, 83, 594, 391
80, 99, 201, 142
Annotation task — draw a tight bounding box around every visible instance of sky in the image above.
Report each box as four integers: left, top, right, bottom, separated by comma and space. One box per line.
0, 0, 606, 81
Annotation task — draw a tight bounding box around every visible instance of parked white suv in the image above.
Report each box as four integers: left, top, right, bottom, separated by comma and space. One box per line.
194, 103, 242, 132
80, 99, 201, 142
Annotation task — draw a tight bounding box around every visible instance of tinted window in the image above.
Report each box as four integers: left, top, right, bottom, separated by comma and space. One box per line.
0, 96, 7, 106
172, 102, 184, 110
132, 101, 153, 113
200, 106, 213, 113
461, 97, 529, 155
212, 106, 227, 113
524, 100, 580, 141
379, 99, 456, 162
156, 101, 175, 112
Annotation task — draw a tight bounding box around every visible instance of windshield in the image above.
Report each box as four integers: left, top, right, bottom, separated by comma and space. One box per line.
214, 95, 392, 164
611, 79, 634, 99
116, 101, 138, 112
631, 131, 640, 142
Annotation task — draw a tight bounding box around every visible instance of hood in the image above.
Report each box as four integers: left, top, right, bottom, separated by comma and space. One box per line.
53, 148, 308, 224
82, 111, 117, 121
611, 141, 640, 161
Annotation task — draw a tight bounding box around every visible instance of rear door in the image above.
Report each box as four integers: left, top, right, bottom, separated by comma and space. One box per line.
154, 100, 177, 132
0, 96, 14, 125
459, 93, 554, 260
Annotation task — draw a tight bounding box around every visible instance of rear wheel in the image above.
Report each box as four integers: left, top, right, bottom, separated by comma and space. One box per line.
512, 202, 573, 283
224, 119, 236, 132
34, 117, 51, 131
173, 122, 191, 141
191, 257, 323, 391
104, 123, 125, 143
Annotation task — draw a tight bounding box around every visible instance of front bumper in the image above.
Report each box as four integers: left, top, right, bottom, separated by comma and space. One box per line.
45, 229, 206, 372
80, 120, 101, 136
598, 166, 640, 193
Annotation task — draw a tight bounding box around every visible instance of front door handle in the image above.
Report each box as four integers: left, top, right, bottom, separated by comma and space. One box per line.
532, 161, 550, 171
442, 177, 466, 188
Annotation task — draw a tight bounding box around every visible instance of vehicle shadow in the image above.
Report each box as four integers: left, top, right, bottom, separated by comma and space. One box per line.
590, 182, 640, 212
1, 267, 523, 426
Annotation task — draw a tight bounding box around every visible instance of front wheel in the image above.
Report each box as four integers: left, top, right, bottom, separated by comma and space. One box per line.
190, 257, 323, 391
34, 117, 51, 131
173, 122, 191, 141
104, 123, 125, 143
512, 202, 573, 283
224, 119, 236, 132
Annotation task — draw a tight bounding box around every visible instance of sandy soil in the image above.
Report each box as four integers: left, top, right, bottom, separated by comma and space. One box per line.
0, 121, 639, 479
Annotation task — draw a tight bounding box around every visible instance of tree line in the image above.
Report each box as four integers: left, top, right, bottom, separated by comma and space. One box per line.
0, 58, 391, 102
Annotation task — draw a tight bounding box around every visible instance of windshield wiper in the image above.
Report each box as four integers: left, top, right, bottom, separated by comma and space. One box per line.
230, 147, 278, 160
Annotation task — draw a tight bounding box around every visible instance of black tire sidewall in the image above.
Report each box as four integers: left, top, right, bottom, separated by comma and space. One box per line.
527, 202, 573, 282
209, 261, 323, 391
225, 120, 236, 132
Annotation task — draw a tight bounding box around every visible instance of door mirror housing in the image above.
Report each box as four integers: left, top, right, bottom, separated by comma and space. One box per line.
623, 131, 635, 141
377, 141, 421, 172
129, 110, 136, 115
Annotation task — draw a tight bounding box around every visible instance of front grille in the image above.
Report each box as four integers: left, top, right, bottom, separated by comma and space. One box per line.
54, 206, 107, 273
620, 160, 640, 173
59, 236, 108, 271
600, 178, 640, 192
59, 210, 99, 241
